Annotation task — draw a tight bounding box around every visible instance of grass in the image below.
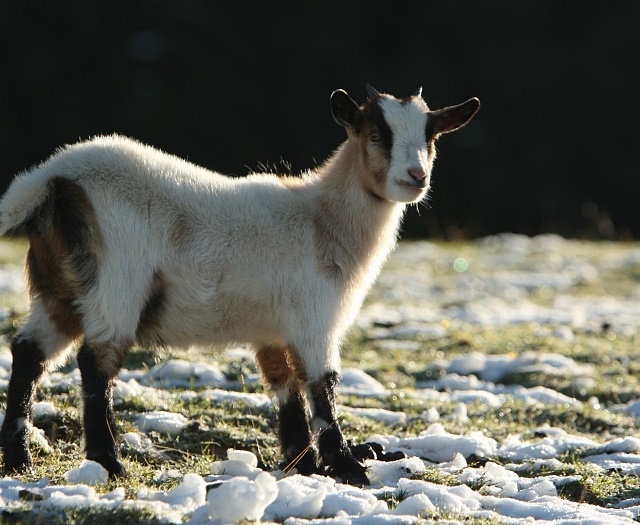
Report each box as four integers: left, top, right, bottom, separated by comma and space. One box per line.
1, 507, 166, 525
2, 238, 640, 524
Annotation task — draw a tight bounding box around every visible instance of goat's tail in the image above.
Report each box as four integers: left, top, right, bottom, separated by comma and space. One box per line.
0, 168, 55, 236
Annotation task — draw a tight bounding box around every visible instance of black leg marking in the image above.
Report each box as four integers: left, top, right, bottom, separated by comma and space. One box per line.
278, 388, 319, 475
0, 337, 46, 473
309, 372, 369, 486
77, 342, 128, 478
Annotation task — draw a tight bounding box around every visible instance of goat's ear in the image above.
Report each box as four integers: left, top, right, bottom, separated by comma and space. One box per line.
331, 89, 361, 131
429, 98, 480, 136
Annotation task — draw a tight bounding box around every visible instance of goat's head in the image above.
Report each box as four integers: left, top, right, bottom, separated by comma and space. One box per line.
331, 85, 480, 203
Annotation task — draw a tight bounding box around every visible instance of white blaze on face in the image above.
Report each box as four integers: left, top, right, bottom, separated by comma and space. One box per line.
378, 95, 431, 203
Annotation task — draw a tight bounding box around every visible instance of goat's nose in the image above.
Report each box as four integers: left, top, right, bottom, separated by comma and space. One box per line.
408, 167, 427, 181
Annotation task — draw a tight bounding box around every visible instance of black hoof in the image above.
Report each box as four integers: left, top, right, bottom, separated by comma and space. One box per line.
332, 463, 370, 486
350, 443, 378, 462
87, 453, 127, 479
328, 453, 370, 486
379, 450, 408, 461
281, 449, 321, 475
350, 441, 408, 462
2, 445, 33, 475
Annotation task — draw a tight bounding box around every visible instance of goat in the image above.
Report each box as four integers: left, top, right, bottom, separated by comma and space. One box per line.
0, 85, 479, 485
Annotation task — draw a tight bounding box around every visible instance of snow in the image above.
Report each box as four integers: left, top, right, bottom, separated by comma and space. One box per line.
122, 431, 142, 448
33, 401, 57, 418
0, 264, 24, 295
443, 350, 595, 384
341, 406, 407, 426
193, 471, 278, 524
1, 426, 638, 523
339, 368, 387, 396
188, 388, 272, 408
2, 235, 640, 524
210, 459, 264, 479
64, 460, 109, 486
365, 457, 427, 486
227, 448, 259, 468
137, 410, 189, 436
368, 423, 498, 463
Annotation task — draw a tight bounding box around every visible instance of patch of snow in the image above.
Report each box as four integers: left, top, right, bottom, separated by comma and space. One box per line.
0, 265, 25, 295
498, 428, 598, 462
143, 359, 225, 389
33, 401, 56, 418
114, 378, 172, 408
369, 424, 497, 463
340, 369, 387, 396
0, 348, 12, 370
190, 388, 272, 408
192, 472, 278, 524
122, 431, 142, 448
137, 411, 189, 436
341, 406, 407, 426
266, 475, 328, 521
210, 459, 263, 479
227, 448, 258, 468
64, 460, 109, 486
365, 457, 426, 486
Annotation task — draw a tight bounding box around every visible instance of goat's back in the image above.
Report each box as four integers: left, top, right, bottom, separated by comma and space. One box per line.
1, 135, 326, 347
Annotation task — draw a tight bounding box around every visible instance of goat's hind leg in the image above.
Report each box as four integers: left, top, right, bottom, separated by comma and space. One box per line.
1, 304, 75, 474
256, 345, 320, 474
276, 386, 320, 474
77, 340, 129, 478
0, 336, 47, 473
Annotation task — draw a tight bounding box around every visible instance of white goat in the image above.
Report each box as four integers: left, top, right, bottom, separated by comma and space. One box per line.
0, 85, 479, 484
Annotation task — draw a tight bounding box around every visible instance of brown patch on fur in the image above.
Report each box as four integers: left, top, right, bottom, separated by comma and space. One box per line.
26, 238, 83, 339
256, 344, 307, 390
136, 270, 167, 346
25, 177, 102, 340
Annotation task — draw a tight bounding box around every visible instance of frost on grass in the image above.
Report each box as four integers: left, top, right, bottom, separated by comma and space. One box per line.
2, 235, 640, 524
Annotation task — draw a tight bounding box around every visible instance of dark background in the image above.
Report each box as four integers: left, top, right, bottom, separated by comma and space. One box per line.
2, 2, 638, 239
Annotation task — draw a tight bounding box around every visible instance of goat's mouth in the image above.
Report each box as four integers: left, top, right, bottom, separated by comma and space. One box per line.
397, 179, 428, 192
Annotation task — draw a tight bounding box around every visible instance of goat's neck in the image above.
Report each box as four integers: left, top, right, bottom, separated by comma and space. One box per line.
314, 142, 405, 283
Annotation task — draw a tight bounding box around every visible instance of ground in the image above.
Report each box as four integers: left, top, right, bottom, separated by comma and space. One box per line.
1, 234, 640, 524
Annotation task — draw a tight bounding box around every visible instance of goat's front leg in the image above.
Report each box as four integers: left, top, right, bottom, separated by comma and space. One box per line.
308, 372, 369, 486
77, 341, 128, 478
276, 386, 320, 475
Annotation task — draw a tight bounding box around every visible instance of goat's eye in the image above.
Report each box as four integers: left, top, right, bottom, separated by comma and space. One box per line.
369, 132, 381, 142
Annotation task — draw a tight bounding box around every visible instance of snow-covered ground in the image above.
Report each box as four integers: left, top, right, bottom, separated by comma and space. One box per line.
1, 234, 640, 524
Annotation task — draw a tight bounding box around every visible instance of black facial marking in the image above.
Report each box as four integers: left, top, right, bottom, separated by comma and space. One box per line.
361, 99, 393, 159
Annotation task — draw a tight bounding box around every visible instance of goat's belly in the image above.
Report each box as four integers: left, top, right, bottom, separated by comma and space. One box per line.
141, 292, 280, 348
